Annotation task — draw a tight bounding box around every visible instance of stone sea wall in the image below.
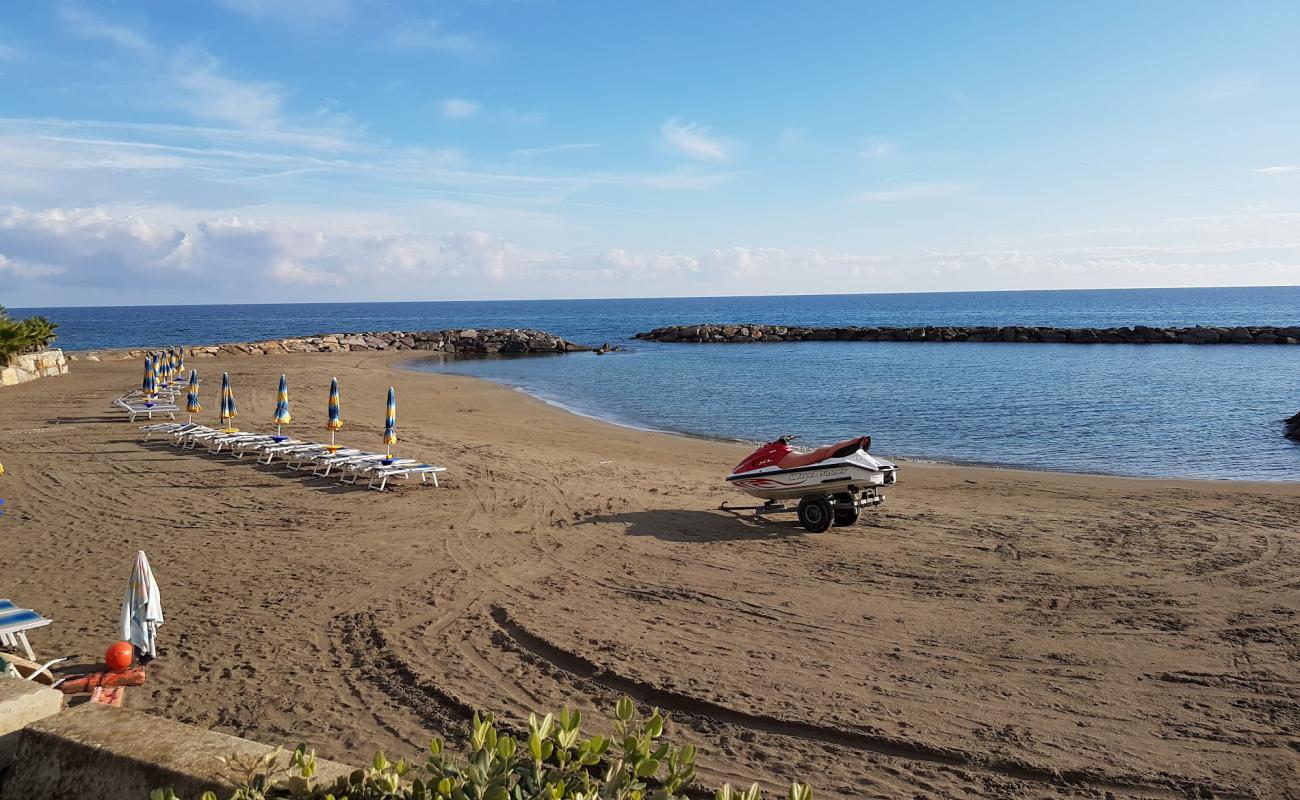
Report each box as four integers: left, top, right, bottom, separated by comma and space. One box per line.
0, 349, 69, 387
635, 324, 1300, 345
69, 328, 588, 363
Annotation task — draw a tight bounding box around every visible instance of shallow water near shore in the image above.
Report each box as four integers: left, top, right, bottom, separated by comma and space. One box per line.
18, 286, 1300, 480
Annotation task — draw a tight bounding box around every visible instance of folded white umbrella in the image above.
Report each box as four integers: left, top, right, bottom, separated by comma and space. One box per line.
121, 550, 164, 658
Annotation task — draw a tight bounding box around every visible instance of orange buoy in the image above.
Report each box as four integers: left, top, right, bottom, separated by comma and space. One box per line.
105, 641, 134, 672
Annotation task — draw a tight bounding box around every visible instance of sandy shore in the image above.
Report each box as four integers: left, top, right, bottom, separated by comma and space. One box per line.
1, 351, 1297, 798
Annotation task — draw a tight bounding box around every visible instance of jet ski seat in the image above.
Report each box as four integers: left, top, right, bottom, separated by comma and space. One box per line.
777, 436, 870, 468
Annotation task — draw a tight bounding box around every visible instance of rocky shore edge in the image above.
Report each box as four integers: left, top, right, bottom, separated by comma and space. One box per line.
634, 323, 1300, 345
68, 328, 590, 362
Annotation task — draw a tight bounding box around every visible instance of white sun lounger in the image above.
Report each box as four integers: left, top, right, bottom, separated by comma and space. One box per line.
231, 437, 300, 459
209, 433, 276, 454
292, 448, 363, 472
255, 441, 324, 465
310, 451, 383, 477
339, 457, 417, 484
114, 398, 178, 421
367, 464, 446, 491
140, 421, 205, 441
0, 601, 52, 662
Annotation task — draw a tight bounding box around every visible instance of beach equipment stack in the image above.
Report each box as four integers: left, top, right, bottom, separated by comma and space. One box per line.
383, 386, 397, 458
274, 374, 291, 435
219, 372, 238, 431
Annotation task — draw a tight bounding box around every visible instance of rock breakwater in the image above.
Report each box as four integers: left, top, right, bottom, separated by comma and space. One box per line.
635, 324, 1300, 345
69, 328, 589, 362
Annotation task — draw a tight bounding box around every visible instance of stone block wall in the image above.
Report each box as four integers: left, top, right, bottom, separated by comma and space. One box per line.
0, 350, 68, 387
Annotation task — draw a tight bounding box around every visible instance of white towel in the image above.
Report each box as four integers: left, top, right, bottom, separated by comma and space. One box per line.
121, 550, 164, 657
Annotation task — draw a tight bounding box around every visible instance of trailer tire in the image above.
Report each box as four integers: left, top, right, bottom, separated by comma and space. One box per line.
832, 493, 860, 527
797, 495, 833, 533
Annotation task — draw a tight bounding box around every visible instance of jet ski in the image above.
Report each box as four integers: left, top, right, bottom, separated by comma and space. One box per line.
724, 435, 897, 532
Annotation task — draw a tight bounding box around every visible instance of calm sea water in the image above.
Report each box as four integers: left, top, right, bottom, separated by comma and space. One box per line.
15, 287, 1300, 480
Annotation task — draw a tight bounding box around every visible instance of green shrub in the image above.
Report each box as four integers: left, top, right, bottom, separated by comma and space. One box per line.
0, 306, 59, 366
150, 697, 811, 800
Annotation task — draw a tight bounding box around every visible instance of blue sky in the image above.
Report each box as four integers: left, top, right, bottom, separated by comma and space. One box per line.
1, 1, 1298, 305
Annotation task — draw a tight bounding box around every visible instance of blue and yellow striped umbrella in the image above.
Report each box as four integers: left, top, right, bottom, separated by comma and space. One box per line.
158, 351, 171, 387
142, 356, 157, 398
382, 386, 397, 457
326, 378, 343, 445
219, 372, 238, 431
171, 347, 183, 380
185, 369, 201, 421
273, 374, 291, 433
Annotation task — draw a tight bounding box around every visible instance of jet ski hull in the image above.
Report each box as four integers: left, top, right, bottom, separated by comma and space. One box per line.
728, 452, 898, 501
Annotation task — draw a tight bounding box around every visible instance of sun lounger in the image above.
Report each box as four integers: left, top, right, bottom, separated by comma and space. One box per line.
231, 437, 301, 459
291, 448, 362, 471
140, 421, 205, 441
310, 451, 382, 477
113, 398, 178, 422
0, 603, 52, 661
339, 457, 417, 484
254, 441, 323, 465
207, 433, 274, 454
367, 464, 447, 491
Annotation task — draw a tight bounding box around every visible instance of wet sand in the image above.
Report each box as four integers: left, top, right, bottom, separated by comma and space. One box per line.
1, 351, 1297, 798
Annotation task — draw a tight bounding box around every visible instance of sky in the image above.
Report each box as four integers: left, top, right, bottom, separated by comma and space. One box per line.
1, 1, 1299, 306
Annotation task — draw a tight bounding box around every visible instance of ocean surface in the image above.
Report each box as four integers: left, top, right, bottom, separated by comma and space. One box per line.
15, 287, 1300, 481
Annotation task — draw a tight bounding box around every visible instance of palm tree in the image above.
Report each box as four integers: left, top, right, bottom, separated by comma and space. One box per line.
0, 311, 58, 365
18, 316, 58, 352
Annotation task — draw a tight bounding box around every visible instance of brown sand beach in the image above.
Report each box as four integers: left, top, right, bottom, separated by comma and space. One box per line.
1, 351, 1297, 798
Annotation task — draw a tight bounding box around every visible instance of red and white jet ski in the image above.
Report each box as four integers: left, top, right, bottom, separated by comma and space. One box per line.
724, 435, 897, 532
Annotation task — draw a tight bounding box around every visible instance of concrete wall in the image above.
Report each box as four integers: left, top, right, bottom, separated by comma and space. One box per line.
0, 704, 355, 800
0, 678, 62, 769
0, 350, 68, 387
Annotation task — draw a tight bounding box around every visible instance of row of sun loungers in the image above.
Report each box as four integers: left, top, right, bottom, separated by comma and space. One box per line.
138, 421, 445, 491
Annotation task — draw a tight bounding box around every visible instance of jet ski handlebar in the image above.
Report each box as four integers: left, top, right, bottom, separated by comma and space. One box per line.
777, 434, 800, 444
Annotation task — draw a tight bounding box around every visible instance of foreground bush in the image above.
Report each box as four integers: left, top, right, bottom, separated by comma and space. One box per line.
151, 697, 811, 800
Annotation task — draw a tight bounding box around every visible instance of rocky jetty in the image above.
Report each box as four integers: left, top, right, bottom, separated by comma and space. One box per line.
69, 328, 589, 363
635, 323, 1300, 345
1286, 412, 1300, 440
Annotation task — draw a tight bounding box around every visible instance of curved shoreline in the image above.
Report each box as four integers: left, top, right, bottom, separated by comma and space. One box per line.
398, 356, 1300, 486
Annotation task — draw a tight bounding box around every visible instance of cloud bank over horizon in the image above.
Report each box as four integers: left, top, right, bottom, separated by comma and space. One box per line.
1, 2, 1298, 306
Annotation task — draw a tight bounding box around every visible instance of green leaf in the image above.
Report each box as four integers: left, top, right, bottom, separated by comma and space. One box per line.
615, 696, 635, 722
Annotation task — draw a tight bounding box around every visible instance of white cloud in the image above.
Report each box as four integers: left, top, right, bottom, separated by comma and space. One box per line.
857, 136, 895, 159
659, 118, 730, 162
58, 3, 155, 55
1254, 165, 1300, 174
848, 181, 970, 203
387, 19, 493, 58
169, 51, 287, 129
0, 205, 515, 298
509, 143, 598, 158
441, 98, 481, 120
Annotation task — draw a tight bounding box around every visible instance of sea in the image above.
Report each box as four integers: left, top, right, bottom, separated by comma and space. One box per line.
14, 286, 1300, 481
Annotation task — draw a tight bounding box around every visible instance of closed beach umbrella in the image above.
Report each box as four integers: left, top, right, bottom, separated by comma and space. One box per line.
185, 369, 201, 422
220, 372, 238, 430
326, 377, 343, 445
274, 374, 291, 434
142, 356, 157, 399
171, 347, 183, 380
121, 550, 163, 660
383, 386, 397, 457
159, 351, 171, 387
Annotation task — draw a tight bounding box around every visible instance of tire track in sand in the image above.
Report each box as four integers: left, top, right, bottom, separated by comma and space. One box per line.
488, 605, 1251, 800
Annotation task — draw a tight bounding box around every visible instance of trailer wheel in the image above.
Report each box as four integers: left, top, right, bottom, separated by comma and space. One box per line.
832, 493, 860, 527
797, 495, 833, 533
